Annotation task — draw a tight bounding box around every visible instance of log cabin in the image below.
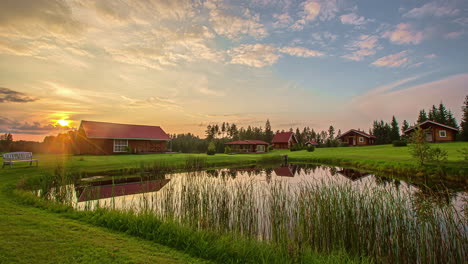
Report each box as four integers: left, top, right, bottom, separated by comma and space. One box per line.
272, 132, 298, 149
224, 140, 269, 153
338, 129, 376, 146
403, 120, 458, 142
75, 120, 171, 155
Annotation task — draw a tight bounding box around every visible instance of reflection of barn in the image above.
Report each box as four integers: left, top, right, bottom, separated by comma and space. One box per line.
274, 165, 298, 177
76, 176, 170, 202
337, 168, 370, 181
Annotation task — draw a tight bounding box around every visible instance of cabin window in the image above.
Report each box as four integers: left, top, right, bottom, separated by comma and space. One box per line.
439, 130, 447, 138
359, 137, 364, 143
257, 145, 265, 152
113, 139, 128, 152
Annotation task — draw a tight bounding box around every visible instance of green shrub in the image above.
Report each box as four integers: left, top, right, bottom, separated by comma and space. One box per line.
224, 146, 232, 154
290, 143, 305, 152
306, 145, 315, 152
392, 140, 407, 147
207, 141, 216, 155
268, 145, 274, 152
429, 147, 448, 165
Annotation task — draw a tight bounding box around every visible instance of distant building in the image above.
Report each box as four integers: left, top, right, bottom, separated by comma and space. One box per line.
76, 120, 171, 155
224, 140, 269, 153
272, 132, 298, 149
338, 129, 376, 146
305, 140, 319, 146
403, 120, 458, 142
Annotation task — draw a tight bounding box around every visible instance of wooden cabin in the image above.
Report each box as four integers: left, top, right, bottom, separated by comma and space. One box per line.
224, 140, 269, 153
403, 120, 458, 142
272, 132, 298, 149
338, 129, 376, 146
75, 120, 171, 155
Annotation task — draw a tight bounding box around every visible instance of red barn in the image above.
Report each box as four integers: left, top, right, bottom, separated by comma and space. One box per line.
272, 132, 298, 149
75, 120, 171, 155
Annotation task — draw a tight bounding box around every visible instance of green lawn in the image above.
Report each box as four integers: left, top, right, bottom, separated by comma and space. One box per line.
0, 142, 467, 263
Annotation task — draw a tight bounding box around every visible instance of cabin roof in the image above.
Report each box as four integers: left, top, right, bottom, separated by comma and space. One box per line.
225, 140, 269, 145
80, 120, 170, 140
272, 132, 296, 143
403, 120, 459, 133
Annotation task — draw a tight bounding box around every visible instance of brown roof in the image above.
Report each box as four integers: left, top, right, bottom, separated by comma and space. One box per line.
306, 140, 319, 145
225, 140, 269, 145
80, 120, 170, 140
272, 132, 296, 143
339, 129, 376, 139
403, 120, 459, 133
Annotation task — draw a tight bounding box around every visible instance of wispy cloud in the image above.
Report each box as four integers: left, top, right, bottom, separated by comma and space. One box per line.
403, 2, 459, 18
340, 13, 372, 25
371, 50, 411, 68
382, 24, 424, 45
0, 87, 37, 103
279, 46, 324, 57
342, 35, 380, 61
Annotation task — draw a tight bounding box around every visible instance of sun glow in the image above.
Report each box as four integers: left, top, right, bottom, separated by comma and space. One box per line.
56, 119, 71, 127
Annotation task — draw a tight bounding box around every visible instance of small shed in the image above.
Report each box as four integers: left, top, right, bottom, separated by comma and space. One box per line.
338, 129, 376, 146
224, 140, 269, 153
403, 120, 458, 142
305, 140, 319, 146
272, 132, 298, 149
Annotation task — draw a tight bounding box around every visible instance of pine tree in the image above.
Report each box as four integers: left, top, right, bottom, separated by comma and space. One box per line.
328, 125, 335, 140
417, 109, 428, 123
438, 103, 448, 124
264, 119, 274, 143
460, 95, 468, 141
390, 116, 400, 141
402, 120, 410, 132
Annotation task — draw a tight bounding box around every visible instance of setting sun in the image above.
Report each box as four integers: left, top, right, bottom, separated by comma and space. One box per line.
56, 119, 70, 127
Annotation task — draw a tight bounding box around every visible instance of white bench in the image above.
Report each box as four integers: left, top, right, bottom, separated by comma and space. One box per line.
2, 152, 38, 168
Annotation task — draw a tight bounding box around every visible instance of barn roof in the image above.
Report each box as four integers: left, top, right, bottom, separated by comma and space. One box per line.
225, 140, 269, 145
272, 132, 296, 143
80, 120, 170, 140
339, 129, 376, 139
403, 120, 459, 133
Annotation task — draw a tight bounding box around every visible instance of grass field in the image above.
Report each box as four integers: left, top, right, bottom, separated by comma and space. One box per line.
1, 142, 467, 263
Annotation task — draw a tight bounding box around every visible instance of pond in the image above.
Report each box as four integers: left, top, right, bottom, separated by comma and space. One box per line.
41, 164, 468, 263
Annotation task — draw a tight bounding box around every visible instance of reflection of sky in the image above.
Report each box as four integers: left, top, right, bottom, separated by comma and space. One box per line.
73, 165, 467, 214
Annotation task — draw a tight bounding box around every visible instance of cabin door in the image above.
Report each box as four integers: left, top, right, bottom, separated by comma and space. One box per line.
425, 131, 433, 142
348, 137, 354, 145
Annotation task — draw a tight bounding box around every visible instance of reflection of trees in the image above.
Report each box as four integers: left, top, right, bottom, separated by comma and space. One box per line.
375, 176, 393, 187
411, 185, 457, 219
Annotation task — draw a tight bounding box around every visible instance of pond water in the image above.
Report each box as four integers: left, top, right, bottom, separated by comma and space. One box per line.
69, 164, 467, 214
42, 163, 467, 263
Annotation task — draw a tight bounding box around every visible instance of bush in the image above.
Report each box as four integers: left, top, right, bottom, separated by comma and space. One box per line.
429, 147, 448, 165
338, 143, 349, 147
392, 140, 407, 147
306, 145, 315, 152
224, 146, 232, 154
290, 143, 305, 152
207, 141, 216, 155
268, 145, 274, 152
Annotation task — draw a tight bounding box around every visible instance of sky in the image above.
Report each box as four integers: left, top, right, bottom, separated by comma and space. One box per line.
0, 0, 467, 141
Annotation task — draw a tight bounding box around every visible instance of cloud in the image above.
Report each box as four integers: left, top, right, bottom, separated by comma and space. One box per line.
0, 0, 84, 37
342, 35, 380, 61
279, 46, 324, 57
0, 87, 37, 103
445, 31, 464, 39
205, 0, 267, 40
403, 2, 459, 18
229, 44, 279, 67
0, 116, 64, 135
228, 44, 324, 67
350, 74, 467, 122
272, 13, 293, 28
371, 50, 411, 68
291, 0, 338, 30
383, 24, 424, 45
340, 13, 372, 25
424, 54, 437, 59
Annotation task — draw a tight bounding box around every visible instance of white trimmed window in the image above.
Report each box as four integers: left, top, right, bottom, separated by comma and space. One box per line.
113, 139, 128, 152
359, 137, 364, 143
439, 130, 447, 138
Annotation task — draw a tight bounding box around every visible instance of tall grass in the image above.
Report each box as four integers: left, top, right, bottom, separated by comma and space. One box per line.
77, 172, 467, 263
